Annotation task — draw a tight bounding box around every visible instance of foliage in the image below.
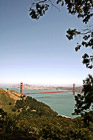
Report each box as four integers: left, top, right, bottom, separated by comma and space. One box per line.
29, 0, 93, 68
0, 108, 7, 118
13, 96, 57, 118
66, 27, 93, 69
73, 75, 93, 127
74, 74, 93, 115
0, 108, 93, 140
0, 109, 38, 140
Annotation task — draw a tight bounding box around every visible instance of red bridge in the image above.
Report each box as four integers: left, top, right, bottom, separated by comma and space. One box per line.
20, 83, 81, 96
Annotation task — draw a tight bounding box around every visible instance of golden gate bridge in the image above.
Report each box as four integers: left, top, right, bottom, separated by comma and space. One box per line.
20, 83, 81, 96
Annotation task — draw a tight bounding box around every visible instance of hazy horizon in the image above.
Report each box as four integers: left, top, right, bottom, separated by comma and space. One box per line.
0, 82, 82, 87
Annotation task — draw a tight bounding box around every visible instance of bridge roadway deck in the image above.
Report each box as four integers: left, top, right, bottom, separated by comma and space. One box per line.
23, 90, 81, 95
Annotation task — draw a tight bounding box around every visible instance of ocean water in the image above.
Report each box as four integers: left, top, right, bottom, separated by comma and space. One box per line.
8, 88, 77, 118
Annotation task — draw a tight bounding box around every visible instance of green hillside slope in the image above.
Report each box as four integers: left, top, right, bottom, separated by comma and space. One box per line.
13, 96, 58, 118
0, 92, 14, 106
0, 88, 93, 140
0, 88, 21, 114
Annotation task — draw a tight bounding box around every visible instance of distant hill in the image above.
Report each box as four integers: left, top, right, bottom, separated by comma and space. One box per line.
56, 86, 82, 90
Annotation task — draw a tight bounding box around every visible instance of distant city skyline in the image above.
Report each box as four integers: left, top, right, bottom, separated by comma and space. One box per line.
0, 82, 82, 88
0, 0, 93, 86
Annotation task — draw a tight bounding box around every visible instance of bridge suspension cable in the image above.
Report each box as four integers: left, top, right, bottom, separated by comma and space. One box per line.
20, 83, 81, 95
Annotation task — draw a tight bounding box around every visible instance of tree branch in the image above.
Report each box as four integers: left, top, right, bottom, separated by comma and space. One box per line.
49, 0, 60, 11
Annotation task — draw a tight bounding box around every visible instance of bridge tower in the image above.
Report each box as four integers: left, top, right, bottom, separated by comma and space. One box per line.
73, 84, 75, 96
20, 82, 23, 95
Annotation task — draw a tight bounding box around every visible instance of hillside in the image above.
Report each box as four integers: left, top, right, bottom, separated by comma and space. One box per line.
0, 88, 21, 113
13, 96, 58, 118
0, 88, 21, 101
0, 88, 57, 117
0, 88, 93, 140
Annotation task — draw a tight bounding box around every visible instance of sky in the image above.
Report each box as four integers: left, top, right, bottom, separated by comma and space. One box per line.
0, 0, 93, 86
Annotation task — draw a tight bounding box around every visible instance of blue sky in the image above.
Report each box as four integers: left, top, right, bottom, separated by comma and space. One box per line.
0, 0, 93, 86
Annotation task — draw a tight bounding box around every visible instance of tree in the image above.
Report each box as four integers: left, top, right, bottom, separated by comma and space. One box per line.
29, 0, 93, 68
74, 74, 93, 115
73, 74, 93, 126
